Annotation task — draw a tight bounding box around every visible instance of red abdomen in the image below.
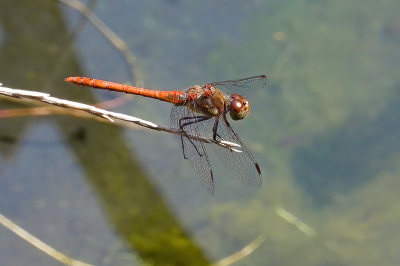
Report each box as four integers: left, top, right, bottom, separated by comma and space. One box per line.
65, 76, 184, 105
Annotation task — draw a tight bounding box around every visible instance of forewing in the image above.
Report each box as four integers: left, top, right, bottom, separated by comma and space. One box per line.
206, 117, 262, 189
209, 75, 267, 98
170, 105, 215, 196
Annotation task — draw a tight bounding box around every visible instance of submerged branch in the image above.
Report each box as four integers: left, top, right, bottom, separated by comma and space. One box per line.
212, 234, 266, 266
59, 0, 144, 87
275, 207, 316, 237
0, 211, 94, 266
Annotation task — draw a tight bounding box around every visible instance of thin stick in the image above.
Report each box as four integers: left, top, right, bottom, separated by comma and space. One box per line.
59, 0, 144, 87
0, 211, 94, 266
0, 84, 241, 151
275, 207, 316, 237
212, 235, 266, 266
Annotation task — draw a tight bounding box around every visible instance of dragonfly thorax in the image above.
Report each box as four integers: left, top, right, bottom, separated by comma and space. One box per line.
228, 94, 250, 120
184, 85, 227, 117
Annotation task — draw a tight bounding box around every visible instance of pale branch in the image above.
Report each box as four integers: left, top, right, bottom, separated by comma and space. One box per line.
0, 211, 94, 266
59, 0, 144, 87
275, 207, 316, 237
0, 84, 241, 151
212, 234, 266, 266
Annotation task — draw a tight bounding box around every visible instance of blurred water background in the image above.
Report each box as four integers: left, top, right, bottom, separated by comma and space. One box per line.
0, 0, 400, 265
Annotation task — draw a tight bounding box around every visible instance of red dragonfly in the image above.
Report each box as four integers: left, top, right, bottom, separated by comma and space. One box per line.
65, 75, 267, 196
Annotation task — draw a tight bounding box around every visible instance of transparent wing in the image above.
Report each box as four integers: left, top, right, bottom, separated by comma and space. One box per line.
170, 105, 215, 196
200, 115, 262, 189
209, 75, 267, 98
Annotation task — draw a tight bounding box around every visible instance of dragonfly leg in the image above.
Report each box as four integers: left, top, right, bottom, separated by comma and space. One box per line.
222, 114, 239, 138
179, 115, 210, 158
212, 117, 222, 141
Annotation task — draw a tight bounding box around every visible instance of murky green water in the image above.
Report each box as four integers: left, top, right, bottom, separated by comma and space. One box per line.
0, 0, 400, 265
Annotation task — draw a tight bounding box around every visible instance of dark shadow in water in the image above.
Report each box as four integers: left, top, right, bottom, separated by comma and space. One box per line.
291, 86, 400, 207
0, 1, 210, 265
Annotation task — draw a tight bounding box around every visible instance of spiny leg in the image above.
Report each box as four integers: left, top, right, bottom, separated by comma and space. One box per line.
179, 115, 210, 158
212, 117, 222, 141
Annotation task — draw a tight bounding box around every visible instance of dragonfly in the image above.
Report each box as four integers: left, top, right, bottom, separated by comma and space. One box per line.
65, 75, 267, 196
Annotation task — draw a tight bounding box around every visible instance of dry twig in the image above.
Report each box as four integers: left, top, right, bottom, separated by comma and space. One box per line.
0, 84, 241, 151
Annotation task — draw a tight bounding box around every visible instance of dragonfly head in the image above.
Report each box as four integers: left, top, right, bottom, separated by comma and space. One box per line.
228, 94, 250, 120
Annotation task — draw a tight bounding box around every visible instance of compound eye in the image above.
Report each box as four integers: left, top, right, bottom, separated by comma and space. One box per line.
229, 96, 250, 120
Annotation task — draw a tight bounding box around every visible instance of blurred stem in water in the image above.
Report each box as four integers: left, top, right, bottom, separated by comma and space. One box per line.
0, 211, 94, 266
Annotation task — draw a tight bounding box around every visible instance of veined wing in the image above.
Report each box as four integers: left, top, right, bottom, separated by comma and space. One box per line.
202, 114, 262, 189
170, 105, 215, 196
209, 75, 267, 99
